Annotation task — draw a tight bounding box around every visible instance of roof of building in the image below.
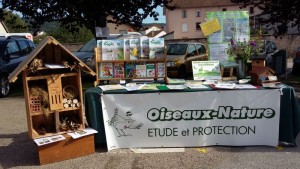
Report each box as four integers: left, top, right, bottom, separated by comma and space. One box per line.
170, 0, 239, 8
9, 36, 96, 83
146, 30, 164, 37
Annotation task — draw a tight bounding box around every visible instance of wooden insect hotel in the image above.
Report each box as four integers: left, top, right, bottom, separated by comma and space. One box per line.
9, 36, 96, 164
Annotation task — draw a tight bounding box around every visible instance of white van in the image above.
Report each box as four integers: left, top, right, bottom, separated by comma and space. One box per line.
0, 33, 33, 41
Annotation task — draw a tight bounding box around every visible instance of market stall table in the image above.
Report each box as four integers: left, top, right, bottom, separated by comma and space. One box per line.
84, 85, 300, 148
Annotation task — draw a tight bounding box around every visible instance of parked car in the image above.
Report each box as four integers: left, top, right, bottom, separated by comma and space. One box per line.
0, 33, 33, 41
72, 38, 97, 71
73, 32, 142, 71
292, 47, 300, 75
166, 42, 208, 78
0, 37, 36, 97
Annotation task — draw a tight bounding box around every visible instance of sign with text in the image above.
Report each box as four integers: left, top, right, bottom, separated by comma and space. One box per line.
101, 90, 280, 150
192, 61, 221, 80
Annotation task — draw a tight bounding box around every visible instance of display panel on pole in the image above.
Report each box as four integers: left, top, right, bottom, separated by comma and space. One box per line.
206, 11, 250, 61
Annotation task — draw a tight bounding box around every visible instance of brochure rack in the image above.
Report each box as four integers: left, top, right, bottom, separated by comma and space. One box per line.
94, 38, 167, 85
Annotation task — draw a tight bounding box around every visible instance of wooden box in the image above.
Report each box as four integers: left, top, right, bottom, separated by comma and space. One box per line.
251, 59, 266, 71
220, 61, 238, 81
252, 59, 266, 67
38, 134, 95, 165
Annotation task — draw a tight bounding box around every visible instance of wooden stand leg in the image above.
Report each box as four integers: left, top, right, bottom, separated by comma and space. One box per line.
229, 68, 234, 77
221, 67, 237, 81
221, 67, 225, 80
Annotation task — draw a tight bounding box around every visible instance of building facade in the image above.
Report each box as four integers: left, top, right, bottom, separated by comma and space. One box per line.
164, 0, 261, 39
106, 16, 136, 34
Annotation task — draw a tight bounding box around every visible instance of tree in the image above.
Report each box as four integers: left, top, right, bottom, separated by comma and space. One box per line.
40, 22, 94, 43
2, 10, 29, 32
231, 0, 300, 37
0, 0, 177, 36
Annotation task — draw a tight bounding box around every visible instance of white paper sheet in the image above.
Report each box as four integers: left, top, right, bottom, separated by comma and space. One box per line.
67, 128, 98, 139
45, 63, 65, 69
34, 135, 66, 146
99, 84, 125, 91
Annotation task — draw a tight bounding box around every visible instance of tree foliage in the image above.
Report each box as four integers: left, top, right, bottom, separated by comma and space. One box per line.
231, 0, 300, 37
0, 0, 176, 36
40, 22, 94, 43
2, 10, 29, 32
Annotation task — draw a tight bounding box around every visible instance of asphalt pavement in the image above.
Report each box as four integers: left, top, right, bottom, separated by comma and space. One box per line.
0, 58, 300, 169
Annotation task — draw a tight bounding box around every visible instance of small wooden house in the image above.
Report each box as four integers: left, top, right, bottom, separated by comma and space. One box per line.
8, 36, 96, 164
249, 66, 275, 85
251, 59, 266, 71
9, 36, 96, 139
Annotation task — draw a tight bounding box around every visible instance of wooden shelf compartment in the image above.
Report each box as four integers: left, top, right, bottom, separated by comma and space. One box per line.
58, 110, 84, 132
31, 113, 57, 138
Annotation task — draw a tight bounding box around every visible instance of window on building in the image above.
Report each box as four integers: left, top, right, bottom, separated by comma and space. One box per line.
182, 23, 187, 32
222, 8, 227, 11
196, 22, 201, 31
250, 7, 254, 14
182, 10, 187, 18
196, 10, 201, 17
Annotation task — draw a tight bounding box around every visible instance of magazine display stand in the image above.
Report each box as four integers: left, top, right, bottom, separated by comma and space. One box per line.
94, 38, 167, 85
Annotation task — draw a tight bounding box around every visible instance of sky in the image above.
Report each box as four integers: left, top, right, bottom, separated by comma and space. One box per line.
142, 6, 166, 23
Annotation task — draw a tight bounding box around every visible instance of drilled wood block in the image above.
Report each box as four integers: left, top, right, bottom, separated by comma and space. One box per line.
47, 76, 63, 110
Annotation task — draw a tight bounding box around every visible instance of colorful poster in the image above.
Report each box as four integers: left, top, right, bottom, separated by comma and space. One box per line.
129, 39, 140, 60
140, 37, 149, 59
149, 38, 165, 59
99, 62, 113, 78
136, 64, 147, 77
206, 11, 250, 61
208, 44, 228, 61
101, 40, 123, 60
